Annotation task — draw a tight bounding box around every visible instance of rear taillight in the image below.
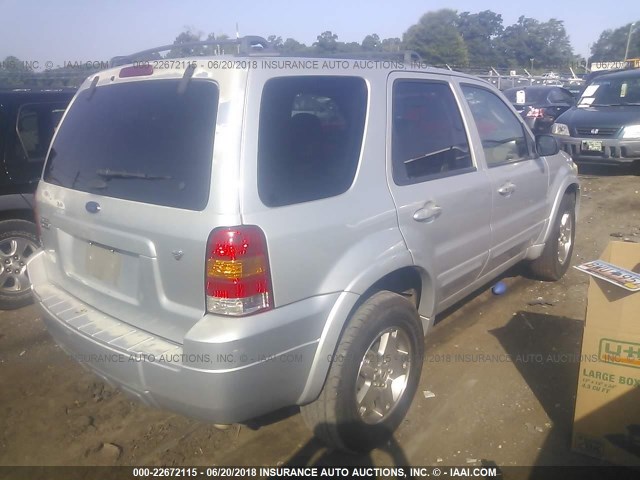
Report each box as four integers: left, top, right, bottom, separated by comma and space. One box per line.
205, 226, 272, 316
526, 107, 545, 118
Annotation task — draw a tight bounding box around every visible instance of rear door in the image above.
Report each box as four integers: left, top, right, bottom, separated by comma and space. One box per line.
386, 73, 492, 308
38, 77, 228, 342
459, 83, 549, 274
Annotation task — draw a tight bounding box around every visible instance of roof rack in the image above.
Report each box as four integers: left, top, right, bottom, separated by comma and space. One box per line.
279, 50, 423, 63
109, 35, 273, 67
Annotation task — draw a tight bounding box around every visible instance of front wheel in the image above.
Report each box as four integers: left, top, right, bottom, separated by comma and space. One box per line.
301, 290, 424, 452
0, 219, 40, 310
529, 193, 576, 281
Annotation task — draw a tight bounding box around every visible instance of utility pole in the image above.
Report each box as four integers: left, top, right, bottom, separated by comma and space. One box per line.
625, 22, 636, 61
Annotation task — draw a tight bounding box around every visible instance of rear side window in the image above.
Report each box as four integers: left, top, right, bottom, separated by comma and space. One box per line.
44, 80, 218, 211
14, 103, 67, 163
258, 76, 367, 207
392, 80, 473, 185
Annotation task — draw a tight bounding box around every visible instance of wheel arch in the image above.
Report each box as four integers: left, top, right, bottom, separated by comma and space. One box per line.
0, 209, 36, 223
528, 179, 579, 260
298, 263, 434, 405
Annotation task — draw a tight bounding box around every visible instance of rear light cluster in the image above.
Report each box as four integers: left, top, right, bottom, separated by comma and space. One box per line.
205, 226, 273, 316
526, 107, 546, 118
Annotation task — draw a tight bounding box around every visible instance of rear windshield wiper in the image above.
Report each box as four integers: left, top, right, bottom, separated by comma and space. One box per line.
96, 169, 172, 180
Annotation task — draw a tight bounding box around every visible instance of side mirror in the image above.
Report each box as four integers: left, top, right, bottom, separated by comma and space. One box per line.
536, 134, 560, 156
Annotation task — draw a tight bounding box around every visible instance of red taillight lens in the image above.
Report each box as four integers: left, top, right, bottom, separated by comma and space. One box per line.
205, 226, 272, 316
119, 65, 153, 78
526, 107, 545, 118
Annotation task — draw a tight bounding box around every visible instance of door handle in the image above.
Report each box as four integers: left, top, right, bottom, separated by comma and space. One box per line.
413, 202, 443, 222
497, 182, 516, 196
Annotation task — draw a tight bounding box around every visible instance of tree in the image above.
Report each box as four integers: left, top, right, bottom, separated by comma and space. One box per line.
281, 38, 308, 53
590, 21, 640, 61
500, 16, 573, 68
167, 29, 205, 58
456, 10, 504, 66
362, 34, 382, 51
403, 9, 469, 66
501, 16, 545, 67
381, 37, 402, 52
267, 35, 284, 49
314, 31, 339, 53
0, 56, 36, 88
538, 19, 574, 67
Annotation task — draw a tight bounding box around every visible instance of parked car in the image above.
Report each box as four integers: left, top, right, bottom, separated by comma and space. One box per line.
503, 86, 576, 134
0, 88, 74, 309
552, 68, 640, 167
28, 38, 579, 452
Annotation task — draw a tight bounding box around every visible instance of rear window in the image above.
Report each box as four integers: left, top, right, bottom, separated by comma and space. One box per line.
257, 76, 367, 207
503, 88, 547, 104
44, 79, 218, 210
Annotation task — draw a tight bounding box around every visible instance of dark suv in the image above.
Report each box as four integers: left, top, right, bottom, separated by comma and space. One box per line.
0, 89, 74, 309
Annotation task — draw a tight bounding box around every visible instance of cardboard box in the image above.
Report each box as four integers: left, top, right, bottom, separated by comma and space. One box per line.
572, 242, 640, 467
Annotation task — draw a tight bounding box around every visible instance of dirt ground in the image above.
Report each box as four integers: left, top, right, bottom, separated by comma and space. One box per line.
1, 165, 639, 473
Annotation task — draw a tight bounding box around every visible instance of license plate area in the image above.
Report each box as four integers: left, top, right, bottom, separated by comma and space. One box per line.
85, 242, 122, 285
581, 140, 603, 152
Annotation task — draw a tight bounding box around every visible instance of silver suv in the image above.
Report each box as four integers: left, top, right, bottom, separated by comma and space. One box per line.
28, 38, 579, 452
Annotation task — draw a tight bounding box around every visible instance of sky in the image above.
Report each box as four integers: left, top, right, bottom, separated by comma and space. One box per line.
1, 0, 639, 68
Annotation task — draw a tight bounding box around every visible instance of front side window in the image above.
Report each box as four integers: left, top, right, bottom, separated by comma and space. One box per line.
392, 80, 473, 185
258, 76, 367, 207
462, 85, 530, 167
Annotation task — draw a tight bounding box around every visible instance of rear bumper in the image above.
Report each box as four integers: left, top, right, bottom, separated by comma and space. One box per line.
554, 135, 640, 164
28, 251, 337, 424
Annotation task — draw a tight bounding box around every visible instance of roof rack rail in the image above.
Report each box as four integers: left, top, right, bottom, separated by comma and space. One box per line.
272, 50, 423, 63
109, 35, 272, 67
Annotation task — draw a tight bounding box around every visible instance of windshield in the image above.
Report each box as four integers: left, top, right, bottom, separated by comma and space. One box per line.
43, 79, 219, 210
503, 88, 548, 104
578, 75, 640, 107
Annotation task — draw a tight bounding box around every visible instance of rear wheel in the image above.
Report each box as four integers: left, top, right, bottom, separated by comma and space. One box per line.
0, 220, 40, 310
301, 291, 424, 452
529, 193, 575, 281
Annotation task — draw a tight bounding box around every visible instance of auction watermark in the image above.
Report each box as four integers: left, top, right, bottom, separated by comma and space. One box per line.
1, 59, 110, 71
5, 350, 602, 367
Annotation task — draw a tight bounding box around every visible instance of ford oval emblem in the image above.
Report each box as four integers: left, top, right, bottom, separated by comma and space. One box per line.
85, 201, 101, 213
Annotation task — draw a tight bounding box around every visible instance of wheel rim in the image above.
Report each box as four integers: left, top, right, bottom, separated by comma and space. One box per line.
557, 212, 573, 266
0, 236, 39, 294
355, 327, 412, 425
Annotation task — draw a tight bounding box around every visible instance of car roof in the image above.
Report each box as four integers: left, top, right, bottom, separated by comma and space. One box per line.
590, 68, 640, 82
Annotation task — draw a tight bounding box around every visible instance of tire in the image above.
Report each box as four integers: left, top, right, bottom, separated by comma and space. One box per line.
301, 290, 424, 453
0, 219, 40, 310
529, 193, 576, 281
